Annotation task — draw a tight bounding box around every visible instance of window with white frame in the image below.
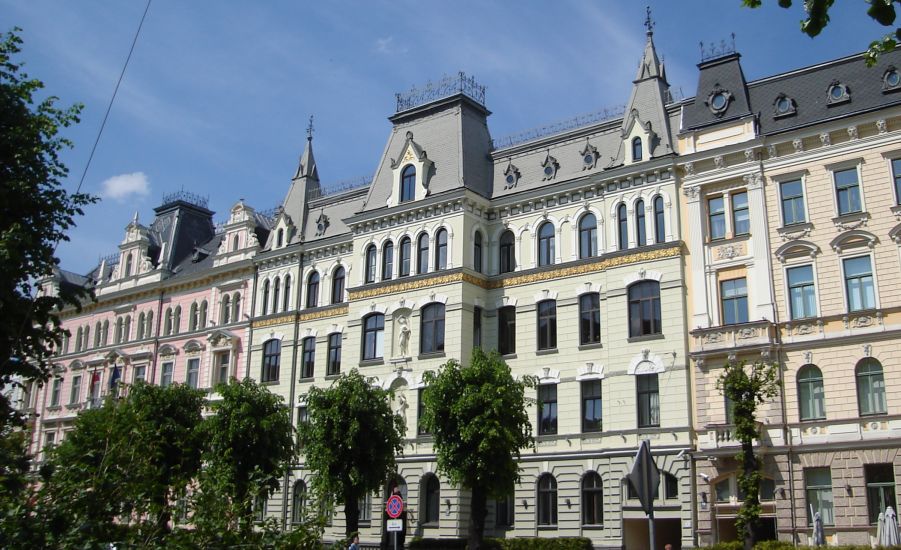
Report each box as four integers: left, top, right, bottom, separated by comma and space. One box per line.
834, 167, 862, 215
780, 179, 806, 225
720, 278, 748, 325
186, 358, 199, 389
805, 467, 834, 525
708, 196, 726, 240
797, 364, 826, 421
843, 256, 875, 311
856, 358, 887, 416
893, 158, 901, 205
787, 265, 817, 319
732, 191, 750, 235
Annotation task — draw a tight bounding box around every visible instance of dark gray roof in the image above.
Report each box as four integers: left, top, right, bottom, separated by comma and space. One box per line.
681, 48, 901, 135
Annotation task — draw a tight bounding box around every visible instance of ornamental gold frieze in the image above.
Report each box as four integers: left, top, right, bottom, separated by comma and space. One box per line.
348, 272, 465, 300
252, 314, 297, 329
297, 305, 349, 322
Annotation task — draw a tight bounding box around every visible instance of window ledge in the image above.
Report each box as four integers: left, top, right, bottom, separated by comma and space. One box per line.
536, 348, 558, 356
46, 405, 62, 412
501, 353, 517, 360
417, 352, 446, 360
578, 343, 603, 351
420, 522, 439, 528
777, 221, 813, 238
581, 429, 603, 435
638, 424, 661, 429
581, 524, 604, 530
260, 380, 280, 386
891, 205, 901, 217
537, 525, 558, 530
359, 359, 384, 367
628, 333, 664, 343
832, 211, 869, 230
298, 377, 314, 383
324, 374, 340, 380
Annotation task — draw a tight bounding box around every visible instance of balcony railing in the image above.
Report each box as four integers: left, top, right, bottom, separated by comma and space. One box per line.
691, 320, 775, 354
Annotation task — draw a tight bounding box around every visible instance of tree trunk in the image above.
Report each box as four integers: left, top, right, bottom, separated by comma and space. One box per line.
468, 485, 487, 550
344, 492, 360, 537
742, 440, 758, 550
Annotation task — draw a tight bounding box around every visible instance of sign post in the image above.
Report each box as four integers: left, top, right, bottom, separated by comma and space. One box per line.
386, 494, 404, 550
627, 440, 660, 550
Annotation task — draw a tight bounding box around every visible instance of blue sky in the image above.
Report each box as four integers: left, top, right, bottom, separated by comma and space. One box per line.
3, 0, 888, 275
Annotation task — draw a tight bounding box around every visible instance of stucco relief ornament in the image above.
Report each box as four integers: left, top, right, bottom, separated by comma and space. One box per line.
737, 327, 758, 339
767, 144, 777, 159
397, 315, 411, 357
744, 148, 756, 163
704, 331, 724, 344
819, 132, 831, 146
853, 315, 874, 328
877, 119, 888, 134
797, 324, 814, 336
847, 126, 859, 140
792, 138, 804, 153
803, 351, 813, 364
682, 162, 695, 176
714, 155, 725, 169
717, 244, 740, 260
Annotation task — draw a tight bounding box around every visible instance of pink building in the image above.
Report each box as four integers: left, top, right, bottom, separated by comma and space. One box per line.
27, 192, 270, 457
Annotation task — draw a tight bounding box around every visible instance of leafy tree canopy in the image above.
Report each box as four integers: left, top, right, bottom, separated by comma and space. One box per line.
742, 0, 900, 65
300, 369, 405, 536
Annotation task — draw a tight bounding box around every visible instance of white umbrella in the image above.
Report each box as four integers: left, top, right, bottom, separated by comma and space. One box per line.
813, 511, 826, 546
882, 506, 900, 547
876, 511, 884, 548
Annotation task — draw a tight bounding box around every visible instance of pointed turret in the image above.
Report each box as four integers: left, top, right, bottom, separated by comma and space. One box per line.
293, 127, 319, 182
279, 116, 321, 245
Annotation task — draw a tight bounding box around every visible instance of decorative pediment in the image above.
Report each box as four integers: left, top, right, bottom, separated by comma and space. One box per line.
503, 159, 521, 189
579, 140, 599, 171
315, 211, 330, 237
534, 367, 560, 384
576, 362, 605, 381
540, 151, 559, 181
775, 240, 820, 263
388, 131, 434, 206
391, 131, 430, 168
207, 329, 237, 349
105, 349, 129, 364
158, 344, 177, 357
889, 223, 901, 244
830, 230, 877, 253
627, 349, 666, 375
184, 339, 205, 353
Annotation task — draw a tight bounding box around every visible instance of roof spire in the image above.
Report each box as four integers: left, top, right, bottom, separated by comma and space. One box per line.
294, 115, 319, 181
644, 5, 654, 37
635, 8, 664, 82
306, 115, 314, 141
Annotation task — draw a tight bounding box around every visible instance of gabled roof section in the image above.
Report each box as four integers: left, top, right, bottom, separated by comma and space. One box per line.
281, 127, 321, 245
619, 27, 675, 159
681, 52, 753, 132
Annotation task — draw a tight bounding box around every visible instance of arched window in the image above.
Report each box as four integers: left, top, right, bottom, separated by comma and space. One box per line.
272, 277, 281, 314
632, 136, 642, 162
300, 337, 315, 379
579, 293, 601, 345
331, 267, 345, 304
116, 317, 124, 343
434, 229, 448, 271
291, 480, 306, 525
232, 234, 240, 251
306, 272, 319, 309
145, 311, 153, 338
189, 303, 198, 331
420, 303, 446, 354
362, 314, 385, 360
499, 230, 515, 274
173, 306, 181, 335
635, 200, 646, 247
618, 204, 629, 250
579, 214, 597, 259
232, 293, 241, 321
137, 313, 145, 340
856, 358, 887, 416
473, 231, 483, 273
628, 281, 661, 337
400, 165, 416, 203
382, 241, 394, 281
262, 280, 271, 315
399, 237, 412, 277
654, 196, 665, 243
283, 275, 292, 311
422, 475, 440, 525
261, 339, 281, 382
124, 253, 133, 277
365, 245, 377, 284
537, 300, 557, 350
582, 472, 603, 526
124, 316, 131, 342
222, 295, 232, 324
276, 228, 284, 248
75, 327, 83, 352
94, 321, 102, 347
537, 222, 555, 266
102, 319, 109, 345
200, 300, 208, 328
798, 365, 826, 421
537, 474, 558, 526
417, 233, 429, 275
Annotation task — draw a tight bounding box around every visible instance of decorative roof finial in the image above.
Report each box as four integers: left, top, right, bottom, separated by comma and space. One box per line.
644, 5, 654, 36
306, 115, 314, 141
132, 211, 139, 224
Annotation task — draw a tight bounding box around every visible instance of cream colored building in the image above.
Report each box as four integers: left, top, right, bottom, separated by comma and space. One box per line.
681, 46, 901, 546
250, 28, 695, 549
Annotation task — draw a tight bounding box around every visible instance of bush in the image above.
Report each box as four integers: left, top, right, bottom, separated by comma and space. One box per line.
707, 543, 743, 550
408, 537, 593, 550
752, 542, 794, 550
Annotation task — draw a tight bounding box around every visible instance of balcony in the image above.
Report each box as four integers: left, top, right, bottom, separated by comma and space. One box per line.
690, 320, 775, 356
698, 421, 777, 452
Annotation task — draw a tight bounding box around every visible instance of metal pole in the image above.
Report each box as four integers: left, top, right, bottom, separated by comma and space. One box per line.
647, 443, 655, 550
648, 510, 656, 550
393, 531, 397, 550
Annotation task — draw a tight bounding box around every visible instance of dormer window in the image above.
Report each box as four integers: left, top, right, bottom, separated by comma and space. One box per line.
773, 94, 797, 118
276, 228, 284, 248
400, 165, 416, 203
632, 137, 643, 162
124, 254, 133, 277
706, 88, 733, 116
232, 234, 240, 251
827, 81, 850, 105
883, 67, 901, 92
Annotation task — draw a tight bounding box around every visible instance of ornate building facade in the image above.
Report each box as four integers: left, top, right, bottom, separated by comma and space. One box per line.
26, 21, 901, 550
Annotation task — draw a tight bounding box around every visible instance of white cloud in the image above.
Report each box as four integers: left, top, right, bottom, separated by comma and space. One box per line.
375, 36, 407, 55
100, 172, 151, 202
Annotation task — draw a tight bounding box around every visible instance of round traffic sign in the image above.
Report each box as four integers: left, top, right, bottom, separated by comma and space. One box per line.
386, 494, 404, 518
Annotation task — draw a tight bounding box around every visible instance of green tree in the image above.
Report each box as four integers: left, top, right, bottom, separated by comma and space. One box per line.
421, 349, 535, 550
742, 0, 901, 65
717, 360, 780, 550
299, 369, 405, 537
193, 378, 295, 540
0, 27, 96, 399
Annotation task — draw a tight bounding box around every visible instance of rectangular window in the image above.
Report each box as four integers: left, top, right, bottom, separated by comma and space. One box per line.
787, 265, 817, 319
161, 362, 174, 388
536, 300, 557, 351
301, 338, 315, 379
732, 191, 750, 235
498, 307, 516, 356
44, 431, 56, 450
805, 467, 834, 525
844, 256, 875, 311
297, 405, 309, 426
537, 384, 557, 435
893, 158, 901, 205
708, 196, 726, 240
495, 496, 514, 527
579, 293, 601, 345
637, 374, 660, 428
186, 358, 199, 389
473, 306, 482, 349
69, 374, 82, 405
216, 352, 229, 385
834, 167, 861, 215
780, 179, 806, 225
358, 493, 372, 523
417, 388, 429, 435
133, 365, 146, 384
581, 380, 602, 433
720, 277, 749, 325
326, 334, 341, 376
865, 464, 897, 524
50, 378, 62, 407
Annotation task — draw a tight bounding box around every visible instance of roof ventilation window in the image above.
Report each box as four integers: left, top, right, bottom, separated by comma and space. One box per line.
826, 81, 850, 106
706, 87, 733, 117
773, 94, 797, 119
883, 67, 901, 93
503, 160, 521, 190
